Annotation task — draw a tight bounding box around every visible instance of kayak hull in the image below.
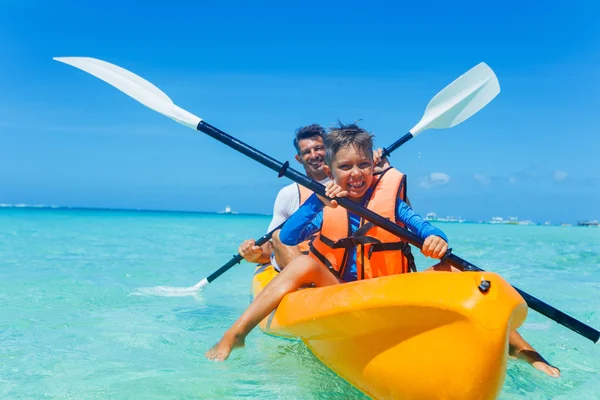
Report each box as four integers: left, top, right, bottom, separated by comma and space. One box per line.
251, 264, 527, 400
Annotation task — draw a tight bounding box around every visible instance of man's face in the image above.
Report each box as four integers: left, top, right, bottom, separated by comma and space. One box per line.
295, 136, 326, 179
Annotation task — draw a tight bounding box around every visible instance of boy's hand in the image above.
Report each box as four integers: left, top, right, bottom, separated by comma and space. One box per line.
238, 239, 263, 262
317, 181, 348, 208
373, 148, 390, 173
421, 235, 448, 259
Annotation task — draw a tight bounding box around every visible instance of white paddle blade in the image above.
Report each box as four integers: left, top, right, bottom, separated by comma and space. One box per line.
410, 62, 500, 136
192, 278, 209, 290
54, 57, 202, 129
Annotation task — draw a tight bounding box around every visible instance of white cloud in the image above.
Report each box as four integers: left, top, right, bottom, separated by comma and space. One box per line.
473, 174, 491, 186
419, 172, 450, 188
553, 170, 568, 182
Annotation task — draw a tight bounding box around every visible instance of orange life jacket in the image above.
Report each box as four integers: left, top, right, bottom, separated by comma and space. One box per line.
296, 183, 316, 254
309, 168, 416, 280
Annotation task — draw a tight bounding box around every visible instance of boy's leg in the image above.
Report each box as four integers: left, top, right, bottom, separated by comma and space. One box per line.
422, 261, 461, 272
272, 229, 303, 270
508, 330, 560, 377
422, 261, 560, 377
205, 255, 339, 361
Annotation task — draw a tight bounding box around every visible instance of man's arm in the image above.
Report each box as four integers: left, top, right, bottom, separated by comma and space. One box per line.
238, 185, 297, 264
266, 185, 296, 232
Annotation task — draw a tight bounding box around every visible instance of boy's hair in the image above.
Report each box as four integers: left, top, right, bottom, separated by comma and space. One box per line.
325, 122, 374, 166
293, 124, 327, 154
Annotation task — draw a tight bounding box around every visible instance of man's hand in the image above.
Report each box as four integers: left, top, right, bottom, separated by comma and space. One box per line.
238, 239, 263, 263
373, 148, 391, 173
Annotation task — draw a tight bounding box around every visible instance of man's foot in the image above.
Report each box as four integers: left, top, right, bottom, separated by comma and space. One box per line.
512, 349, 561, 378
205, 333, 245, 362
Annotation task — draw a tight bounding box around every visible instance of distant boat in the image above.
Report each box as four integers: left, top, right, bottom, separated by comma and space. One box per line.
218, 205, 238, 215
578, 220, 599, 227
425, 212, 437, 221
517, 220, 535, 226
489, 216, 536, 225
425, 213, 465, 223
544, 221, 551, 226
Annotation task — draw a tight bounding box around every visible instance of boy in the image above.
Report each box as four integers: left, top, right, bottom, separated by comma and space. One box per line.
205, 123, 448, 361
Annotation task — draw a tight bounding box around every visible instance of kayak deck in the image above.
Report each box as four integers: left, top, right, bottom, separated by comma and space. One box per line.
252, 264, 527, 400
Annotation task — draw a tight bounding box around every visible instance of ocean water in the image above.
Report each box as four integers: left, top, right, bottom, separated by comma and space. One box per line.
1, 208, 599, 399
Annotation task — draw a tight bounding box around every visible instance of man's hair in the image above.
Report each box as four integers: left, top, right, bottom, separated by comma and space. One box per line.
293, 124, 327, 154
325, 122, 374, 166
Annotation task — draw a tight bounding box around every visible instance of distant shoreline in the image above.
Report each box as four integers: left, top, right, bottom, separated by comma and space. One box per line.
0, 204, 272, 217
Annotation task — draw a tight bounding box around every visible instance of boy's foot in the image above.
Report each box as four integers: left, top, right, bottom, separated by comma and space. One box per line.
205, 333, 245, 362
512, 349, 561, 377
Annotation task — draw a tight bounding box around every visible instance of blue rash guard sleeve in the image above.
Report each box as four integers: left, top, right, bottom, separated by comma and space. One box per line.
279, 193, 324, 246
397, 201, 448, 242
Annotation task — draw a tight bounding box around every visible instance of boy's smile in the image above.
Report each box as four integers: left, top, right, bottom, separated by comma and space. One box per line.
328, 145, 374, 201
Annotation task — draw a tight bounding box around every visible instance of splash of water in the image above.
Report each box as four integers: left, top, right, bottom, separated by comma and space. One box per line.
132, 285, 196, 297
131, 278, 208, 299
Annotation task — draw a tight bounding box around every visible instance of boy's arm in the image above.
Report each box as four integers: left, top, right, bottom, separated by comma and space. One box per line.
279, 194, 324, 246
396, 201, 448, 242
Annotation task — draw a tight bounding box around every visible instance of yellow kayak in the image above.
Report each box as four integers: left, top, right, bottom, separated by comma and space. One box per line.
251, 264, 527, 400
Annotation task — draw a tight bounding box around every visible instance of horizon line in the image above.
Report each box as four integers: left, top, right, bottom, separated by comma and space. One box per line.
0, 204, 272, 217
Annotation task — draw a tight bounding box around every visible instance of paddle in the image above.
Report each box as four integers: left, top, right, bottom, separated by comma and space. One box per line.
382, 62, 499, 157
54, 57, 600, 344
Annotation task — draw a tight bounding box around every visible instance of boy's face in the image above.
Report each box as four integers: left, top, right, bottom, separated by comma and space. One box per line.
325, 145, 374, 199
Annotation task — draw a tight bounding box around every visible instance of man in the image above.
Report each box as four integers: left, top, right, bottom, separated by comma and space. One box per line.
237, 124, 330, 270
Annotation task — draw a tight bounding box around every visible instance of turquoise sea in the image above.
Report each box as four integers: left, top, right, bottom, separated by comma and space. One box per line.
1, 208, 599, 399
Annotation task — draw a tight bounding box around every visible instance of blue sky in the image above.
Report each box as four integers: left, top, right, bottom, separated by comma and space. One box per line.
1, 0, 599, 223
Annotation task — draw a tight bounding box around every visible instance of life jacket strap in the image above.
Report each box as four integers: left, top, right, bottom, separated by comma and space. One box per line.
332, 236, 381, 249
309, 242, 342, 278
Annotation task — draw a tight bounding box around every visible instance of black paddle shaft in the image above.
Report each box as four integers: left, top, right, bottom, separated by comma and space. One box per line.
197, 120, 600, 344
206, 221, 285, 283
382, 132, 414, 158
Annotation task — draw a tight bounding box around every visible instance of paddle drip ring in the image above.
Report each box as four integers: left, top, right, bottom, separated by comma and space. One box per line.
278, 161, 289, 178
440, 248, 452, 263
